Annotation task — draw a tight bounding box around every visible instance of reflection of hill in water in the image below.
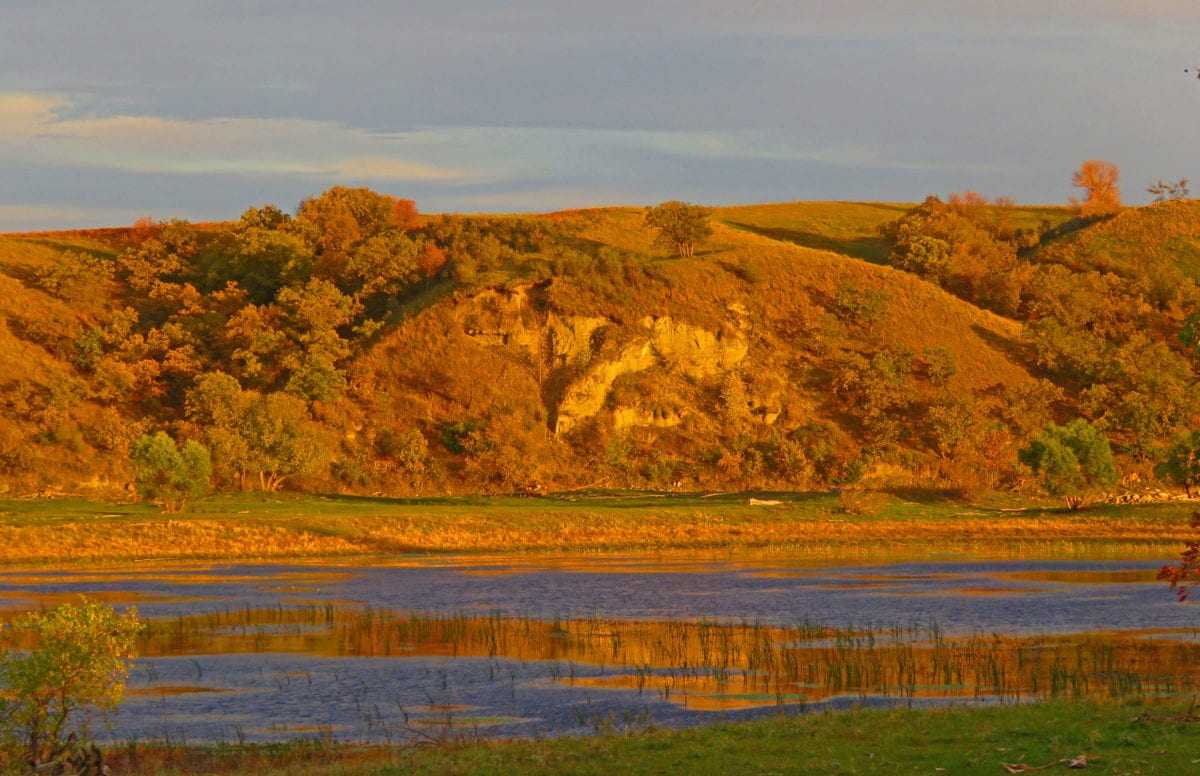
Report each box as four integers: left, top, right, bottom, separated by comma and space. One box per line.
0, 555, 1192, 744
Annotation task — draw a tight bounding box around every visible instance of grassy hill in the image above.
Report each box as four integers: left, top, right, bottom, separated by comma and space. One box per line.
0, 193, 1196, 500
1036, 199, 1200, 287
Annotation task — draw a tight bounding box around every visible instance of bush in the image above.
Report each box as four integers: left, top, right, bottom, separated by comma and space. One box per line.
129, 431, 212, 511
1018, 419, 1118, 509
0, 598, 142, 767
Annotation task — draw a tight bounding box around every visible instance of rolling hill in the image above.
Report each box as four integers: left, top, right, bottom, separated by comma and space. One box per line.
0, 194, 1195, 499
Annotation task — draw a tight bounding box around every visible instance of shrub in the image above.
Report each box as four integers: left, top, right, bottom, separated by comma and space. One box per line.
129, 431, 212, 511
0, 598, 142, 767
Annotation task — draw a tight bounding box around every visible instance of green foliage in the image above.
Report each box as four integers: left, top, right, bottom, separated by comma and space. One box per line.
129, 431, 211, 511
1182, 310, 1200, 365
922, 347, 957, 387
32, 250, 114, 300
0, 598, 142, 766
440, 421, 481, 456
644, 201, 713, 258
185, 375, 331, 491
830, 282, 889, 330
1018, 419, 1118, 509
879, 194, 1024, 315
1156, 431, 1200, 497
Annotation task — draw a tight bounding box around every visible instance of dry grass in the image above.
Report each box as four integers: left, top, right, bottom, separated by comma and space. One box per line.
0, 494, 1190, 565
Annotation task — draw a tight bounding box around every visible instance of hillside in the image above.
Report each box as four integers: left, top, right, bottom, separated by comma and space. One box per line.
0, 191, 1196, 500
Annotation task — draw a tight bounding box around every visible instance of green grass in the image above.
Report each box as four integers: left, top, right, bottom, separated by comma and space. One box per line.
714, 202, 1076, 265
104, 699, 1200, 775
715, 201, 913, 263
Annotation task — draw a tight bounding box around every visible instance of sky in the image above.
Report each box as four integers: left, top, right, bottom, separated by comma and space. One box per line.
1, 1, 1198, 231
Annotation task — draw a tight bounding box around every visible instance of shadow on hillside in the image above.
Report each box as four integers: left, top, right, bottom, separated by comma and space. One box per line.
970, 324, 1034, 366
883, 487, 966, 505
725, 222, 891, 264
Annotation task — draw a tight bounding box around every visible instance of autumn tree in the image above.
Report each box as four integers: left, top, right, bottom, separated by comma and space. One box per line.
185, 374, 332, 491
0, 598, 142, 766
644, 201, 713, 257
1070, 159, 1122, 218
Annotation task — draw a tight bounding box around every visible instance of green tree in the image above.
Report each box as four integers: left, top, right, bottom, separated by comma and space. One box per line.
644, 201, 713, 258
1018, 419, 1118, 509
129, 431, 212, 512
1156, 431, 1200, 497
1181, 310, 1200, 365
0, 598, 142, 766
242, 392, 331, 491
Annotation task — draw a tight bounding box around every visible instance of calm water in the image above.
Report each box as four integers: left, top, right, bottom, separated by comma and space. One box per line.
1, 553, 1195, 743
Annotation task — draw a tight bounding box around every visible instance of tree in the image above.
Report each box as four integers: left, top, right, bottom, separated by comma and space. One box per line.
0, 598, 142, 766
129, 431, 212, 512
1181, 310, 1200, 366
1070, 159, 1122, 218
1156, 431, 1200, 497
644, 201, 713, 257
1147, 178, 1189, 202
1018, 419, 1119, 509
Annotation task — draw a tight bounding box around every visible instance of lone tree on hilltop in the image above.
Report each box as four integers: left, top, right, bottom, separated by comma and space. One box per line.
1018, 418, 1118, 510
644, 201, 713, 258
1070, 159, 1122, 219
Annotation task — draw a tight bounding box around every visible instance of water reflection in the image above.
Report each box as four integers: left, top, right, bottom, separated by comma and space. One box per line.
0, 553, 1195, 743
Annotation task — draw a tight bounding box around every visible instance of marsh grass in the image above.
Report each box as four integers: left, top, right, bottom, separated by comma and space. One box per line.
136, 605, 1200, 711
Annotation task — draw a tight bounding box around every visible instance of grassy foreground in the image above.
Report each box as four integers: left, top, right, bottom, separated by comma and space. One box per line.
104, 699, 1200, 775
0, 491, 1193, 565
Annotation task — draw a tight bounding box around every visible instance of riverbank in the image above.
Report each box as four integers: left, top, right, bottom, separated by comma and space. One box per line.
98, 698, 1200, 775
0, 491, 1192, 565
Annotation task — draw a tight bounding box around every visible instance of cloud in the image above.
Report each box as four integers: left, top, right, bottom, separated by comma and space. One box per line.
0, 94, 475, 183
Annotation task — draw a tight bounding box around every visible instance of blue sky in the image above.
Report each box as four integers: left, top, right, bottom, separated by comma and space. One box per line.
2, 1, 1198, 230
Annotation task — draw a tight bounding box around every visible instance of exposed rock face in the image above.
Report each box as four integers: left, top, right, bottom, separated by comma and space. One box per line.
643, 316, 748, 380
547, 313, 608, 366
556, 316, 749, 435
555, 342, 657, 435
453, 285, 751, 436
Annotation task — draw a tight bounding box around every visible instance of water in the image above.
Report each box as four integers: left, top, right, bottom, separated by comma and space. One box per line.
2, 553, 1195, 743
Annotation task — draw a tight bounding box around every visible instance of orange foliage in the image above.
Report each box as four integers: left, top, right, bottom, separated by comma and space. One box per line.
1070, 159, 1122, 218
389, 197, 420, 231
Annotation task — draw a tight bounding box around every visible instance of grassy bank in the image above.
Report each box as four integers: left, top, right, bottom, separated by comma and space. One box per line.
0, 491, 1193, 566
101, 699, 1200, 775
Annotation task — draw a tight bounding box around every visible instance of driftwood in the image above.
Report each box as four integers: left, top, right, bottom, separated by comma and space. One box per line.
31, 743, 109, 776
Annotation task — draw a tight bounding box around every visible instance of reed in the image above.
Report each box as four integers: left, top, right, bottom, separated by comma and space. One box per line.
135, 605, 1200, 711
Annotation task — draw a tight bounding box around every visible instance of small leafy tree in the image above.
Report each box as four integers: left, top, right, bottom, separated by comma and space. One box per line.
0, 598, 142, 766
644, 201, 713, 258
1018, 418, 1118, 509
1156, 431, 1200, 497
129, 431, 212, 511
